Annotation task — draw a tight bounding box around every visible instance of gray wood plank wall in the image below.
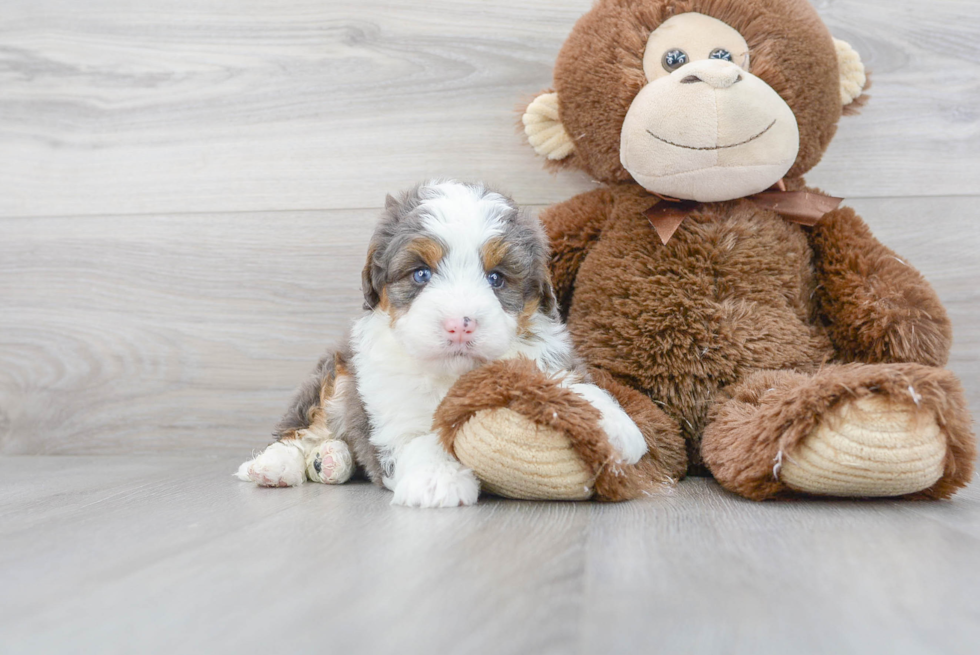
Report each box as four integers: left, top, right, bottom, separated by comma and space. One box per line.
1, 0, 978, 455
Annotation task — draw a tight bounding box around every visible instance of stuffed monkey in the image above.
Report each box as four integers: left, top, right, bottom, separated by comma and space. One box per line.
437, 0, 975, 501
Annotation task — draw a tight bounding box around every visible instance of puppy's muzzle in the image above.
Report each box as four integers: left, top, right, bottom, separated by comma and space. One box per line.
444, 316, 477, 346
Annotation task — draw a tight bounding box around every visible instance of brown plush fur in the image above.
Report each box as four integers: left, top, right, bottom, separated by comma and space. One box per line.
533, 0, 975, 499
549, 184, 840, 471
434, 358, 669, 501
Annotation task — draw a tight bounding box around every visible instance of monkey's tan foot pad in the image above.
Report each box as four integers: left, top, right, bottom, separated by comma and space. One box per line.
453, 408, 594, 501
306, 439, 354, 485
780, 394, 946, 497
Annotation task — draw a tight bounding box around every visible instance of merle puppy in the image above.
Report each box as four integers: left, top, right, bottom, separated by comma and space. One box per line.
237, 181, 646, 507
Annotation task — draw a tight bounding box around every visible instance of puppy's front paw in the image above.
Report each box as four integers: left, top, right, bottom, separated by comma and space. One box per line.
602, 410, 647, 465
236, 441, 307, 487
391, 463, 480, 508
571, 383, 647, 464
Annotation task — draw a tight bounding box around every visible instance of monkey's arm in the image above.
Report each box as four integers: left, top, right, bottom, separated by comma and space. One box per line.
538, 187, 615, 317
809, 206, 952, 367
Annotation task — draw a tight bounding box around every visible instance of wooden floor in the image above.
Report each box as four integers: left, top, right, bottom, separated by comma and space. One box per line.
0, 457, 977, 655
2, 0, 980, 652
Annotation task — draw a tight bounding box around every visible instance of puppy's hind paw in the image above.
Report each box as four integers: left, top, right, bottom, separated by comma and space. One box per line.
306, 439, 355, 484
236, 441, 307, 487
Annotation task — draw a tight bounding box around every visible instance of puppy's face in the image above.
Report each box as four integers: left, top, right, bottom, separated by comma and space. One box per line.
362, 181, 556, 372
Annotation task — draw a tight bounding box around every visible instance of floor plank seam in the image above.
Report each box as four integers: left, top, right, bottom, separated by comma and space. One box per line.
3, 194, 980, 222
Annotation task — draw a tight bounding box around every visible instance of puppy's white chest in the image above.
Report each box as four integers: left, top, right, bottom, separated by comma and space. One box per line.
352, 314, 460, 446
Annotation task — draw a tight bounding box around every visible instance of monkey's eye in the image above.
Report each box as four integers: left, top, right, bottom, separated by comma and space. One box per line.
412, 267, 432, 284
486, 271, 505, 289
709, 48, 733, 62
662, 49, 688, 71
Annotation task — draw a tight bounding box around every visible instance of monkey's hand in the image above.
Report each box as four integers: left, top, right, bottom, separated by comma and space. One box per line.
809, 206, 952, 367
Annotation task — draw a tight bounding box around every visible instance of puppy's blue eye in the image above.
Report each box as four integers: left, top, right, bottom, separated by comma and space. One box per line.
413, 267, 431, 284
486, 271, 504, 289
709, 48, 733, 62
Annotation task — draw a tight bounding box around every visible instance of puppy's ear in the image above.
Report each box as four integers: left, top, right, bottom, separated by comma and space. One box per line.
539, 275, 559, 319
384, 193, 399, 211
529, 245, 559, 318
361, 246, 382, 310
523, 215, 560, 318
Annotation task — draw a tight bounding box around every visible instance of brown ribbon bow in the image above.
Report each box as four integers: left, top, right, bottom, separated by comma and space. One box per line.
643, 183, 844, 245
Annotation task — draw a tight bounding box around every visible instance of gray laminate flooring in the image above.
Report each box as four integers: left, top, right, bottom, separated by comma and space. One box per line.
1, 457, 977, 655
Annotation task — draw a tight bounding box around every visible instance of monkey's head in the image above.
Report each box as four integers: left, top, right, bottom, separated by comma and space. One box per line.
522, 0, 868, 202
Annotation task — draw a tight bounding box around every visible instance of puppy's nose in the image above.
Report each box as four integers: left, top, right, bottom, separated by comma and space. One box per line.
444, 316, 477, 345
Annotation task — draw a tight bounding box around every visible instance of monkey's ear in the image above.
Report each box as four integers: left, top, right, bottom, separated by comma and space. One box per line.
834, 39, 869, 112
522, 91, 575, 161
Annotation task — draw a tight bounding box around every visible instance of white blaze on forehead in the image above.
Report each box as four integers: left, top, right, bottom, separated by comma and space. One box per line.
418, 182, 510, 280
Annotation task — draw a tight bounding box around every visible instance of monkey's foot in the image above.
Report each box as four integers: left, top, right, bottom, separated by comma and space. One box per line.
780, 394, 945, 497
451, 407, 594, 500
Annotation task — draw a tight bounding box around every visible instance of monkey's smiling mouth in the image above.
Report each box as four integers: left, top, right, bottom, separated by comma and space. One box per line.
646, 119, 777, 151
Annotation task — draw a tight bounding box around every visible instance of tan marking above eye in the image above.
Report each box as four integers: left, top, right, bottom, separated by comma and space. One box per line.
405, 238, 444, 270
481, 237, 510, 272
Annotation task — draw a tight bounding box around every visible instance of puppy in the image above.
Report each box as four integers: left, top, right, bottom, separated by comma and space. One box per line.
236, 181, 646, 507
